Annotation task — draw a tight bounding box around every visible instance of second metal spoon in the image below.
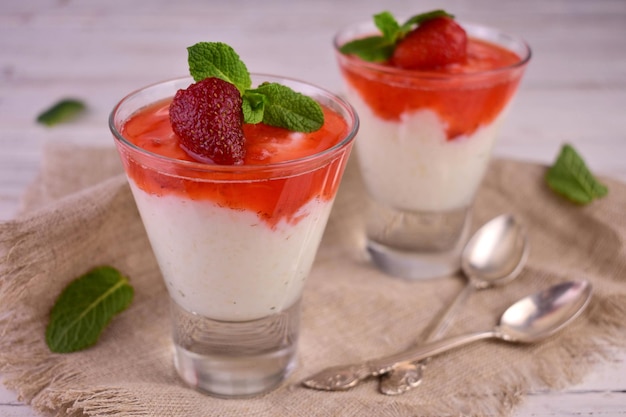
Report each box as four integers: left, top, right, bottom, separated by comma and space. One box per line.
302, 280, 591, 392
380, 213, 529, 395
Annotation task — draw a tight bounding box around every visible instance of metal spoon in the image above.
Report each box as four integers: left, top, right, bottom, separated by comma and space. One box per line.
302, 279, 592, 391
380, 214, 529, 395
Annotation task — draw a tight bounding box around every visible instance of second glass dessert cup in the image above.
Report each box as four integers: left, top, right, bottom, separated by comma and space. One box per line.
334, 21, 531, 280
109, 75, 358, 397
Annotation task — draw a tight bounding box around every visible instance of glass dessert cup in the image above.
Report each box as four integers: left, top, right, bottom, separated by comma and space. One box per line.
109, 75, 358, 397
334, 21, 530, 280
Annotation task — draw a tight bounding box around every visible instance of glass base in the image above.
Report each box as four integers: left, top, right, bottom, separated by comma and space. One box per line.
365, 204, 471, 280
170, 299, 300, 397
366, 238, 465, 280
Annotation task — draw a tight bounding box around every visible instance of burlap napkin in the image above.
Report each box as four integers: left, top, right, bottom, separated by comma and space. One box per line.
1, 141, 625, 417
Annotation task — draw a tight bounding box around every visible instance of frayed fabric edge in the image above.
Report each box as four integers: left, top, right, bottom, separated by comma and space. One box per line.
61, 388, 151, 417
0, 177, 148, 416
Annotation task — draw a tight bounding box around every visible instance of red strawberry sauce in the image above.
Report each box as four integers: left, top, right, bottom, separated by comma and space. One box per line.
339, 38, 526, 140
118, 100, 351, 228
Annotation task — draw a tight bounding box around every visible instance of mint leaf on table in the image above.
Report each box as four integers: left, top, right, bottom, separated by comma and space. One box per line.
187, 42, 252, 94
186, 41, 324, 132
46, 266, 134, 353
36, 99, 86, 126
546, 144, 608, 204
339, 9, 453, 62
247, 82, 324, 132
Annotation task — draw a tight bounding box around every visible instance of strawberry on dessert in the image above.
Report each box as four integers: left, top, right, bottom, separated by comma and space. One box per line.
391, 16, 467, 70
169, 77, 246, 165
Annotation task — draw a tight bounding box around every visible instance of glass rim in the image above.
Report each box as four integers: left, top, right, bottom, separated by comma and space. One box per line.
109, 74, 359, 174
333, 20, 532, 80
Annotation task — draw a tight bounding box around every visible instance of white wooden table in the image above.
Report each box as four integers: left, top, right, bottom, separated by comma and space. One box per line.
1, 0, 625, 415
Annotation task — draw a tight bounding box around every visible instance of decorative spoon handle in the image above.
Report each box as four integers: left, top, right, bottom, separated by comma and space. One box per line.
379, 283, 475, 395
366, 330, 496, 373
302, 330, 496, 391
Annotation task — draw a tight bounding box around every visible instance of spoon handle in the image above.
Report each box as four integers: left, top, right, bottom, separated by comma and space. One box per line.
302, 330, 496, 391
379, 283, 474, 395
367, 330, 497, 375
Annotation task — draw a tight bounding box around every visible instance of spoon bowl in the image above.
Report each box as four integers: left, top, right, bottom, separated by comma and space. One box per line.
303, 280, 592, 392
499, 279, 592, 342
462, 214, 528, 288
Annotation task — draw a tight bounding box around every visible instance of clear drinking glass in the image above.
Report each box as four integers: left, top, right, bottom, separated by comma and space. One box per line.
334, 21, 530, 280
109, 75, 357, 397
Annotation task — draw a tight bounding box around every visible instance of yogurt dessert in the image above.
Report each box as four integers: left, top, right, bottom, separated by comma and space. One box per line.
110, 42, 357, 396
120, 94, 349, 321
334, 11, 530, 278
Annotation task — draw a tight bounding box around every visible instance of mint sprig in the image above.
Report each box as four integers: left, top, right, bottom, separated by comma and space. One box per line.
546, 144, 608, 205
46, 266, 134, 353
187, 42, 323, 132
339, 10, 453, 62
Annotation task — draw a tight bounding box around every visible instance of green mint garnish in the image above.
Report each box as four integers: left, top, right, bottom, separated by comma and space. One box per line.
339, 35, 395, 63
187, 42, 251, 94
545, 144, 608, 205
187, 42, 323, 132
36, 98, 86, 126
46, 266, 134, 353
250, 82, 324, 133
241, 90, 266, 125
374, 11, 402, 44
339, 9, 453, 62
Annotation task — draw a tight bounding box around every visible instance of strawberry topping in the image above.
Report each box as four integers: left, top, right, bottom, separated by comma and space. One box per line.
391, 17, 468, 70
169, 77, 245, 165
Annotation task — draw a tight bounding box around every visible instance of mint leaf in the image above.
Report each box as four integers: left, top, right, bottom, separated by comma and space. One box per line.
339, 36, 395, 62
46, 266, 134, 353
338, 10, 398, 62
242, 91, 266, 124
339, 9, 454, 62
187, 42, 251, 94
37, 99, 86, 126
250, 82, 324, 132
546, 144, 608, 204
374, 11, 401, 43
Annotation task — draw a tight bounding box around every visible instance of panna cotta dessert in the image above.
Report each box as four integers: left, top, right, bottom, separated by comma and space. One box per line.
336, 13, 530, 212
119, 95, 350, 321
110, 42, 357, 396
334, 11, 530, 279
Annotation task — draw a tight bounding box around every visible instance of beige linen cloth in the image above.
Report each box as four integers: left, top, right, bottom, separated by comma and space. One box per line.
1, 142, 626, 417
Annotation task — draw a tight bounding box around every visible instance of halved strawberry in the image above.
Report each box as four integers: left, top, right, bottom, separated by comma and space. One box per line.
169, 77, 245, 165
391, 17, 467, 70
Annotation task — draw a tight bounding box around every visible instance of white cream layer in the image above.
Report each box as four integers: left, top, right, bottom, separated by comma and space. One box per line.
129, 182, 333, 322
346, 91, 506, 212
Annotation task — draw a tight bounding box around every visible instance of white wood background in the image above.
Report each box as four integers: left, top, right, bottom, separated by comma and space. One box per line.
1, 0, 625, 415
